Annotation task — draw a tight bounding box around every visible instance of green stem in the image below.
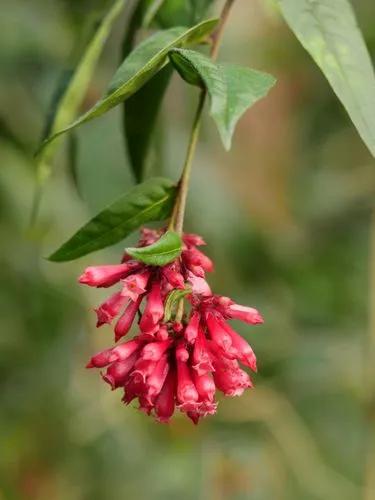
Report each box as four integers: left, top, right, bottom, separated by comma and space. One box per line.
169, 0, 236, 235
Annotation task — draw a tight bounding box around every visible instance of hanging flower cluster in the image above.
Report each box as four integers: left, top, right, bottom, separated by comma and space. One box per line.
80, 228, 263, 424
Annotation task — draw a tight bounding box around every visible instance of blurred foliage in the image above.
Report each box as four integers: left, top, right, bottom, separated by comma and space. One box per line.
0, 0, 374, 499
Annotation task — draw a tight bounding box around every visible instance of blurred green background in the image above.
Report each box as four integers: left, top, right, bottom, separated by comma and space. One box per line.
1, 0, 375, 499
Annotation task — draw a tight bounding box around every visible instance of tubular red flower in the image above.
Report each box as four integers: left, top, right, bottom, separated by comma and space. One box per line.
146, 355, 170, 403
139, 281, 164, 333
95, 291, 127, 327
155, 369, 175, 423
183, 247, 214, 273
121, 270, 151, 301
176, 356, 199, 412
79, 262, 139, 287
184, 311, 200, 343
102, 353, 137, 389
141, 339, 172, 361
205, 312, 234, 354
219, 319, 257, 372
192, 328, 214, 376
162, 263, 185, 289
81, 227, 263, 424
86, 347, 117, 368
226, 303, 264, 325
114, 296, 142, 341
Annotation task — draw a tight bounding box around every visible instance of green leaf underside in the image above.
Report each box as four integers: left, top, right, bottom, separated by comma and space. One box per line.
38, 18, 218, 153
35, 0, 125, 171
169, 48, 276, 149
126, 230, 182, 266
164, 286, 192, 322
277, 0, 375, 158
48, 177, 176, 262
124, 65, 173, 182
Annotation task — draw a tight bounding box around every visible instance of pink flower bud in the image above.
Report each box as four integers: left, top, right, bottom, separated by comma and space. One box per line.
183, 247, 213, 272
162, 263, 185, 289
146, 355, 170, 403
192, 371, 215, 402
131, 358, 157, 385
111, 339, 141, 361
176, 341, 189, 362
139, 281, 164, 333
114, 296, 142, 341
156, 325, 169, 341
219, 320, 257, 372
86, 347, 117, 368
187, 273, 211, 296
121, 270, 151, 301
94, 291, 127, 327
155, 369, 175, 423
141, 339, 172, 361
78, 262, 140, 287
183, 233, 206, 247
226, 304, 264, 325
176, 357, 199, 410
184, 311, 200, 343
205, 312, 234, 354
102, 352, 137, 389
212, 356, 252, 397
192, 328, 214, 376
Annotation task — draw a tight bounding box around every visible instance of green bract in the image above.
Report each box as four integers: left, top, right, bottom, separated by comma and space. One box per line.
126, 230, 183, 266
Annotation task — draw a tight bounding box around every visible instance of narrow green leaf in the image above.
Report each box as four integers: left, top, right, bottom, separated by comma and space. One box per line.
169, 48, 276, 149
277, 0, 375, 158
124, 65, 173, 182
38, 18, 218, 152
164, 286, 192, 321
35, 0, 125, 175
126, 230, 182, 266
48, 177, 176, 262
31, 0, 125, 223
121, 1, 173, 183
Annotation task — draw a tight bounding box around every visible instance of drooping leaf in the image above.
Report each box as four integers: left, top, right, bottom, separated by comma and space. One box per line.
121, 1, 173, 183
35, 0, 125, 176
124, 65, 173, 182
126, 230, 182, 266
277, 0, 375, 158
38, 19, 218, 153
164, 286, 192, 321
31, 0, 125, 222
169, 48, 276, 149
48, 177, 176, 262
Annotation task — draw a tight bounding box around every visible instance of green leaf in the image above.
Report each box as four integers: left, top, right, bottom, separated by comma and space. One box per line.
35, 0, 125, 177
38, 18, 218, 153
121, 1, 173, 183
126, 230, 182, 266
31, 0, 125, 223
48, 177, 176, 262
277, 0, 375, 158
169, 48, 276, 149
124, 65, 173, 182
164, 286, 192, 322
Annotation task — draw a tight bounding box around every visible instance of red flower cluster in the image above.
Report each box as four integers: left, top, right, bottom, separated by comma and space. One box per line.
79, 228, 263, 423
